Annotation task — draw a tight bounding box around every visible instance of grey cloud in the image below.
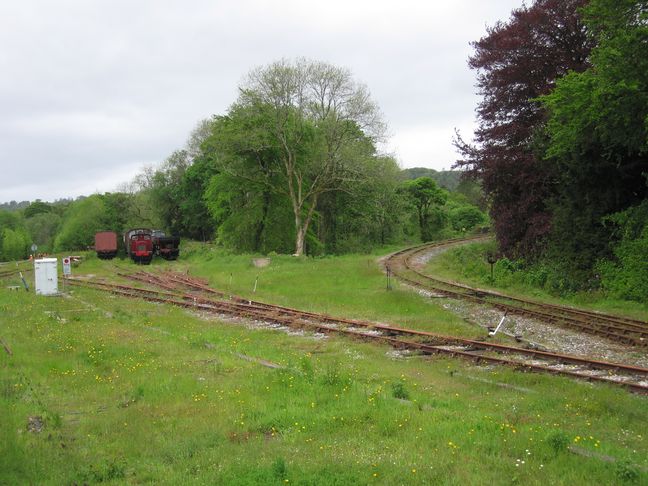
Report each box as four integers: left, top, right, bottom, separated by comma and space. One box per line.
0, 0, 522, 202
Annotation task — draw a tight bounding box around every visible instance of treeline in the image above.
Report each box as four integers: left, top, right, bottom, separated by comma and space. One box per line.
0, 167, 486, 261
457, 0, 648, 301
0, 195, 142, 260
0, 59, 487, 261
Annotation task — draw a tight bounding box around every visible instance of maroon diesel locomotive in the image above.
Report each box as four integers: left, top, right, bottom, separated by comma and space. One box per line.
123, 228, 154, 264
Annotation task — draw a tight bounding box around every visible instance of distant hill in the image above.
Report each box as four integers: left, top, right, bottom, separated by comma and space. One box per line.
0, 200, 30, 212
0, 197, 80, 212
400, 167, 463, 191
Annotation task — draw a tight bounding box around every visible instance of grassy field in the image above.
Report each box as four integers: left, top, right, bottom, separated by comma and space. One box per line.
1, 245, 647, 484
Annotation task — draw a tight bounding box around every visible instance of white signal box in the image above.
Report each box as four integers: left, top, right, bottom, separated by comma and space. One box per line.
34, 258, 58, 295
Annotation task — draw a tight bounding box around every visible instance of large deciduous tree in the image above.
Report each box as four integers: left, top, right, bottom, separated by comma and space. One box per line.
455, 0, 592, 257
227, 59, 385, 256
203, 102, 292, 252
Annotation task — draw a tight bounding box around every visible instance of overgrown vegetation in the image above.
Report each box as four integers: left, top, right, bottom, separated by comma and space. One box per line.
426, 241, 648, 318
1, 250, 646, 484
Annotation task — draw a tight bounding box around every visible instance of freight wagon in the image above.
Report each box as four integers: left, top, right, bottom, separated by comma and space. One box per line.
94, 231, 118, 259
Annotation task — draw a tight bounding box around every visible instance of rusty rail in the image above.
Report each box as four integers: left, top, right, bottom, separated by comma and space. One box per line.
384, 239, 648, 347
67, 274, 648, 394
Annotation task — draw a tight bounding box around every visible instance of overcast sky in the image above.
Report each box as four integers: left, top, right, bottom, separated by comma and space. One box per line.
0, 0, 522, 203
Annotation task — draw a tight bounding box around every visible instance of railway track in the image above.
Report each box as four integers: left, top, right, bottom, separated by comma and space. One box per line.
384, 238, 648, 347
0, 267, 32, 279
66, 272, 648, 394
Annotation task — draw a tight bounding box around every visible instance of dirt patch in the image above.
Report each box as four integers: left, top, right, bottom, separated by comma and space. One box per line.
252, 258, 271, 268
27, 416, 44, 433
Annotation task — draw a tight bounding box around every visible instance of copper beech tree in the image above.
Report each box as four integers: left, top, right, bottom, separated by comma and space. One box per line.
455, 0, 593, 257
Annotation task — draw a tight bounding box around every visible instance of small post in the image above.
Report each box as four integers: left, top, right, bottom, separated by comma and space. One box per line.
62, 256, 71, 293
489, 312, 508, 336
253, 274, 259, 293
486, 253, 496, 281
19, 272, 29, 291
386, 265, 392, 291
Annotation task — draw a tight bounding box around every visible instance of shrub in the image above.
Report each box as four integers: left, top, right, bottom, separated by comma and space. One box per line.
615, 460, 640, 483
1, 228, 29, 261
597, 201, 648, 302
391, 382, 410, 400
546, 430, 569, 455
448, 206, 487, 232
54, 196, 108, 251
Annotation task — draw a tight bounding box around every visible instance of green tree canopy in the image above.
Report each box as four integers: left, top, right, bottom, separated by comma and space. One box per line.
403, 177, 447, 242
54, 196, 108, 251
23, 200, 52, 219
0, 210, 30, 261
1, 228, 29, 261
25, 212, 61, 252
221, 58, 386, 255
540, 0, 648, 284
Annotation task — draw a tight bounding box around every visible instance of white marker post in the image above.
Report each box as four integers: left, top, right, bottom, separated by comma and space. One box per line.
489, 312, 508, 336
62, 256, 71, 292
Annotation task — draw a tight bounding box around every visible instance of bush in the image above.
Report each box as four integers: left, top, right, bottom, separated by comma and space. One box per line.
391, 382, 410, 400
0, 211, 30, 261
448, 206, 487, 232
597, 202, 648, 302
546, 430, 569, 455
1, 228, 29, 261
598, 228, 648, 302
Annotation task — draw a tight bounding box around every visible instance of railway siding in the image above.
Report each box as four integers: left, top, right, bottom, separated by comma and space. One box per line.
384, 239, 648, 349
67, 271, 648, 394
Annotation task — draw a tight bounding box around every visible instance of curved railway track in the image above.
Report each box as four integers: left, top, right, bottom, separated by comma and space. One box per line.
66, 272, 648, 394
384, 238, 648, 347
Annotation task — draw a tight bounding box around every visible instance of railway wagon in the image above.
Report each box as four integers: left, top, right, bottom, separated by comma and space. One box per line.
152, 230, 180, 260
95, 231, 118, 259
123, 228, 154, 264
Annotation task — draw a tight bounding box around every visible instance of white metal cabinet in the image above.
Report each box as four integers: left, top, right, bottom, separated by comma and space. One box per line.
34, 258, 58, 295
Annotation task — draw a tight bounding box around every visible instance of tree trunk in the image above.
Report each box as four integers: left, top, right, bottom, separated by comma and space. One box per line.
293, 197, 318, 256
295, 224, 306, 256
418, 209, 426, 241
254, 189, 271, 252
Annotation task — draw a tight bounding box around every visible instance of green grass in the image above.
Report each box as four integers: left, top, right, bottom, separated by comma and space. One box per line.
1, 245, 647, 484
76, 244, 489, 341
